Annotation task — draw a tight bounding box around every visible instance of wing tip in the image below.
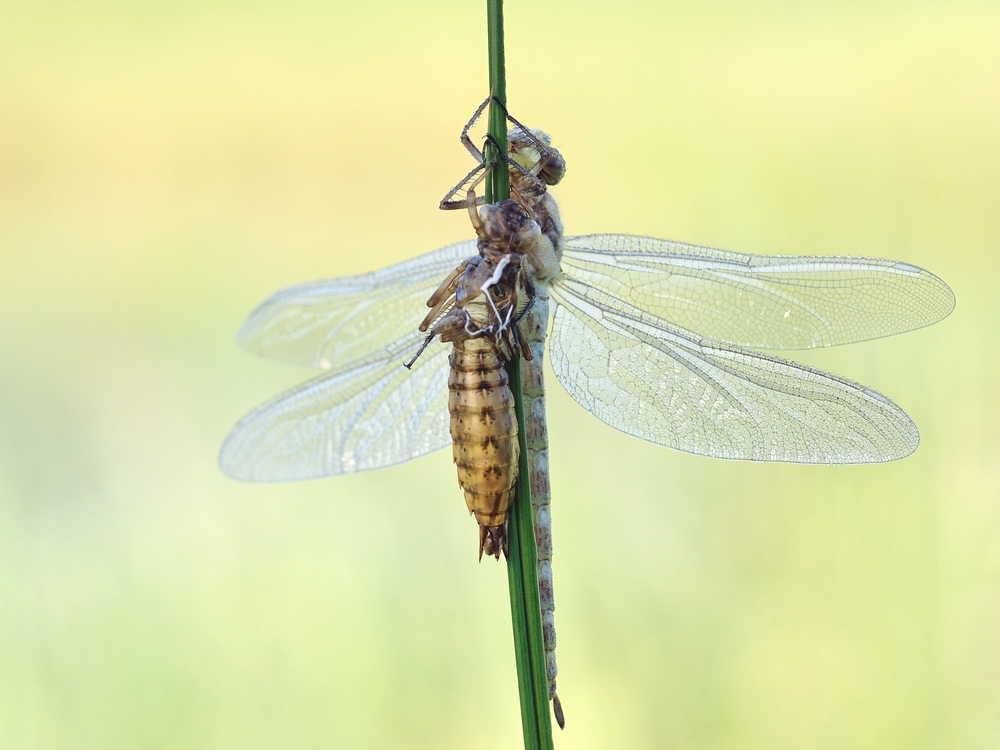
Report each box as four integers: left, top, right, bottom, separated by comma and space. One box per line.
217, 428, 258, 483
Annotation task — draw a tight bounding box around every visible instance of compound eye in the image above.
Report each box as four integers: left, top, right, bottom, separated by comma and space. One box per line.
489, 282, 509, 301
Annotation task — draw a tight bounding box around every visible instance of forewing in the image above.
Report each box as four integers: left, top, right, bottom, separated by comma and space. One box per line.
239, 240, 477, 368
562, 235, 954, 349
219, 335, 452, 481
549, 282, 918, 464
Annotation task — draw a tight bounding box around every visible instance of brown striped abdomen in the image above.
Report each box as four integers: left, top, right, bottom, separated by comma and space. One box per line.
448, 337, 519, 560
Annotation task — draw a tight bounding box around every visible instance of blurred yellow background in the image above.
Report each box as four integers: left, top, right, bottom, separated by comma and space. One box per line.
1, 1, 997, 748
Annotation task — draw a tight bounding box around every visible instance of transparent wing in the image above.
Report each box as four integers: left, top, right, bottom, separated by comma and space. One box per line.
239, 240, 477, 368
219, 334, 453, 482
549, 281, 918, 464
562, 235, 955, 349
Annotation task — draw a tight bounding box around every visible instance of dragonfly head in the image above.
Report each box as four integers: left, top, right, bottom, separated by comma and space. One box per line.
509, 127, 566, 187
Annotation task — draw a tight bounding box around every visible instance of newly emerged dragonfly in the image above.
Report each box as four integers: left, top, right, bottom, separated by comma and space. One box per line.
220, 140, 953, 476
220, 101, 954, 727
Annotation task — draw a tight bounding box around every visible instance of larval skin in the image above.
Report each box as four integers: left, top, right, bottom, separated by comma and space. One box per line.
448, 336, 519, 560
425, 198, 540, 560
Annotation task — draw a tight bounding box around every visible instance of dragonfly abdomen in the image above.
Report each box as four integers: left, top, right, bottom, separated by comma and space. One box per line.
448, 338, 519, 560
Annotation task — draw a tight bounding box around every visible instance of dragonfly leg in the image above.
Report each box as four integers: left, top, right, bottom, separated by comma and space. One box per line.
488, 96, 566, 187
459, 96, 491, 164
403, 333, 435, 370
464, 161, 494, 235
514, 272, 537, 325
438, 96, 497, 211
511, 275, 536, 361
440, 146, 540, 216
481, 133, 547, 218
514, 321, 533, 361
459, 94, 551, 172
442, 97, 560, 211
420, 260, 469, 331
439, 160, 488, 211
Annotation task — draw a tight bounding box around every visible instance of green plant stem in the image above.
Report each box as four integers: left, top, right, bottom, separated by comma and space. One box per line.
485, 0, 509, 205
486, 2, 554, 748
505, 361, 555, 750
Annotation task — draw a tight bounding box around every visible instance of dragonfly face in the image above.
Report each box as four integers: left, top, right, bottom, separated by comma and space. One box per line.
504, 128, 566, 286
509, 127, 566, 189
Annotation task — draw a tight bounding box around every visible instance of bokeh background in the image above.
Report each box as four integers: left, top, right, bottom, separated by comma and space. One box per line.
1, 1, 997, 748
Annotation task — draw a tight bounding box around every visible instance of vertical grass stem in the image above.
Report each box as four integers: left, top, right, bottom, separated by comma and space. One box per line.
486, 2, 554, 748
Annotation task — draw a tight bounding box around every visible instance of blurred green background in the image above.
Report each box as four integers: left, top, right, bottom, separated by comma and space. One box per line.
1, 1, 997, 748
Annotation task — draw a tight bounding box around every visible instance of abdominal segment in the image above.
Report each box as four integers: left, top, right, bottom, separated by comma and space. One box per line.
448, 338, 519, 560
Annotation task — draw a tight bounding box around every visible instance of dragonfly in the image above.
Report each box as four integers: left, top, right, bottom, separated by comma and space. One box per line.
219, 100, 955, 729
